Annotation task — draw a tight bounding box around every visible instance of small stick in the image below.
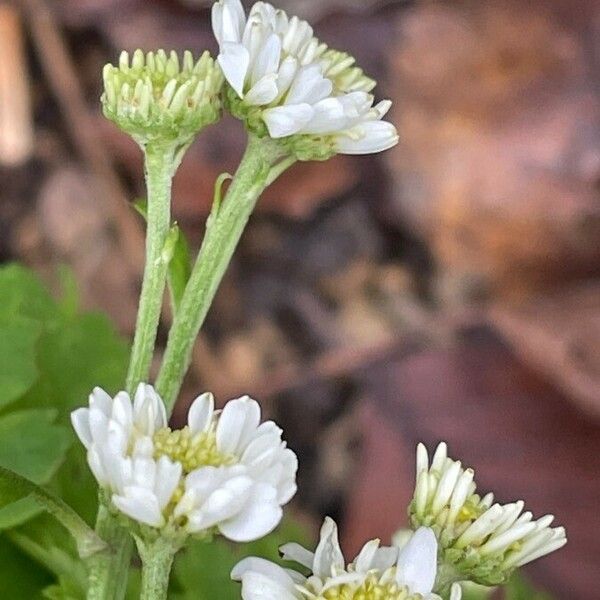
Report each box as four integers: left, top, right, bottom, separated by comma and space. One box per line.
0, 2, 33, 166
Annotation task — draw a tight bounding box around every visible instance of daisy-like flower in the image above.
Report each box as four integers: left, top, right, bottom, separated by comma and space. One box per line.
212, 0, 398, 159
231, 517, 462, 600
71, 384, 297, 542
410, 442, 567, 587
102, 49, 223, 146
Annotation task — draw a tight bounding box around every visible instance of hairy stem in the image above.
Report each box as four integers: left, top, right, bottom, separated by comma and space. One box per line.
86, 505, 134, 600
87, 143, 174, 600
126, 144, 174, 391
137, 537, 180, 600
156, 135, 289, 412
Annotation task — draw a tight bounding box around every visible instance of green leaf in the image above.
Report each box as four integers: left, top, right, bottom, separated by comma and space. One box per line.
0, 317, 41, 409
19, 313, 128, 417
0, 264, 60, 322
0, 466, 105, 557
10, 514, 88, 599
0, 534, 52, 599
0, 409, 71, 481
0, 409, 71, 528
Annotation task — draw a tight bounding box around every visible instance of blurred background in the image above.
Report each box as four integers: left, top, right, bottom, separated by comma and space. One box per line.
1, 0, 599, 597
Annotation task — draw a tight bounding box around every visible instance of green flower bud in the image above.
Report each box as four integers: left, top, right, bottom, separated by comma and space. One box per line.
409, 443, 567, 589
102, 49, 223, 147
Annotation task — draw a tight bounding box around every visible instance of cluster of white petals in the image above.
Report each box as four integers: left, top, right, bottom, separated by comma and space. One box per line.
71, 384, 297, 542
411, 443, 567, 583
232, 517, 462, 600
212, 0, 398, 154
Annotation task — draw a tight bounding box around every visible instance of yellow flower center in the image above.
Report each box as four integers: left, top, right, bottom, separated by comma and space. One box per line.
153, 426, 236, 472
305, 573, 425, 600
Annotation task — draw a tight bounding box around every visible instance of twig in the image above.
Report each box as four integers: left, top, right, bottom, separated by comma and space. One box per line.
0, 2, 33, 166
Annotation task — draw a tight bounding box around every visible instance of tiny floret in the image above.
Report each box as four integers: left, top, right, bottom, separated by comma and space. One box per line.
71, 385, 297, 542
212, 0, 398, 160
231, 517, 462, 600
410, 442, 567, 587
102, 49, 223, 146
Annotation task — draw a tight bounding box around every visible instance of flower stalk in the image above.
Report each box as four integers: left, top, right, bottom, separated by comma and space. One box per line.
126, 143, 174, 391
87, 144, 174, 600
137, 537, 181, 600
156, 134, 291, 412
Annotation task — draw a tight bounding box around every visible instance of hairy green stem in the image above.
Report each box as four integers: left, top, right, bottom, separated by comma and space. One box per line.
87, 143, 174, 600
86, 505, 134, 600
126, 144, 174, 391
137, 538, 179, 600
156, 135, 290, 411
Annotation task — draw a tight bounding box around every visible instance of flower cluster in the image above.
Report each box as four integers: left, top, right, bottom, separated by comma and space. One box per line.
102, 49, 223, 146
410, 443, 567, 587
212, 0, 398, 159
232, 517, 462, 600
71, 384, 297, 542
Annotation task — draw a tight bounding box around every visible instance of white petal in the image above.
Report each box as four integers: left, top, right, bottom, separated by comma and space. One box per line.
312, 517, 345, 578
301, 98, 348, 135
232, 557, 295, 589
263, 104, 314, 138
188, 392, 215, 435
396, 527, 437, 594
155, 456, 182, 510
336, 121, 399, 155
219, 43, 250, 98
219, 484, 282, 542
246, 75, 279, 106
240, 571, 298, 600
216, 397, 261, 456
279, 543, 314, 570
285, 65, 332, 106
87, 448, 107, 486
450, 583, 463, 600
213, 0, 245, 44
71, 408, 92, 448
251, 33, 281, 86
353, 539, 381, 573
112, 487, 163, 527
89, 387, 113, 415
111, 392, 133, 429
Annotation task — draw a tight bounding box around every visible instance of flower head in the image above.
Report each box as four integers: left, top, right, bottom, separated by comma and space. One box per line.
212, 0, 398, 159
232, 517, 462, 599
71, 385, 297, 542
102, 49, 223, 147
410, 442, 567, 587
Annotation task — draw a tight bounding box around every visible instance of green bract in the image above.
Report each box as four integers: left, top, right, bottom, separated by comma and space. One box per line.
102, 49, 224, 147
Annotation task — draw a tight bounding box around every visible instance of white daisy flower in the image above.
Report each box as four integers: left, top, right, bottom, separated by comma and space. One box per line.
411, 442, 567, 587
71, 386, 297, 541
231, 517, 462, 599
211, 0, 398, 157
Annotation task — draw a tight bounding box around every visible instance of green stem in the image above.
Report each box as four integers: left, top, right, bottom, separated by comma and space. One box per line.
126, 143, 175, 391
87, 143, 174, 600
86, 505, 134, 600
156, 135, 290, 411
137, 538, 179, 600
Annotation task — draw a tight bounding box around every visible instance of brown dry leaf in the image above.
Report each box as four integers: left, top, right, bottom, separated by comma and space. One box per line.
490, 285, 600, 419
386, 0, 600, 299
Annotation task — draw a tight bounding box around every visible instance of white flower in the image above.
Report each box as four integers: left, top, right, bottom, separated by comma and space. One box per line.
71, 386, 297, 541
411, 442, 567, 586
211, 0, 398, 156
231, 517, 462, 599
